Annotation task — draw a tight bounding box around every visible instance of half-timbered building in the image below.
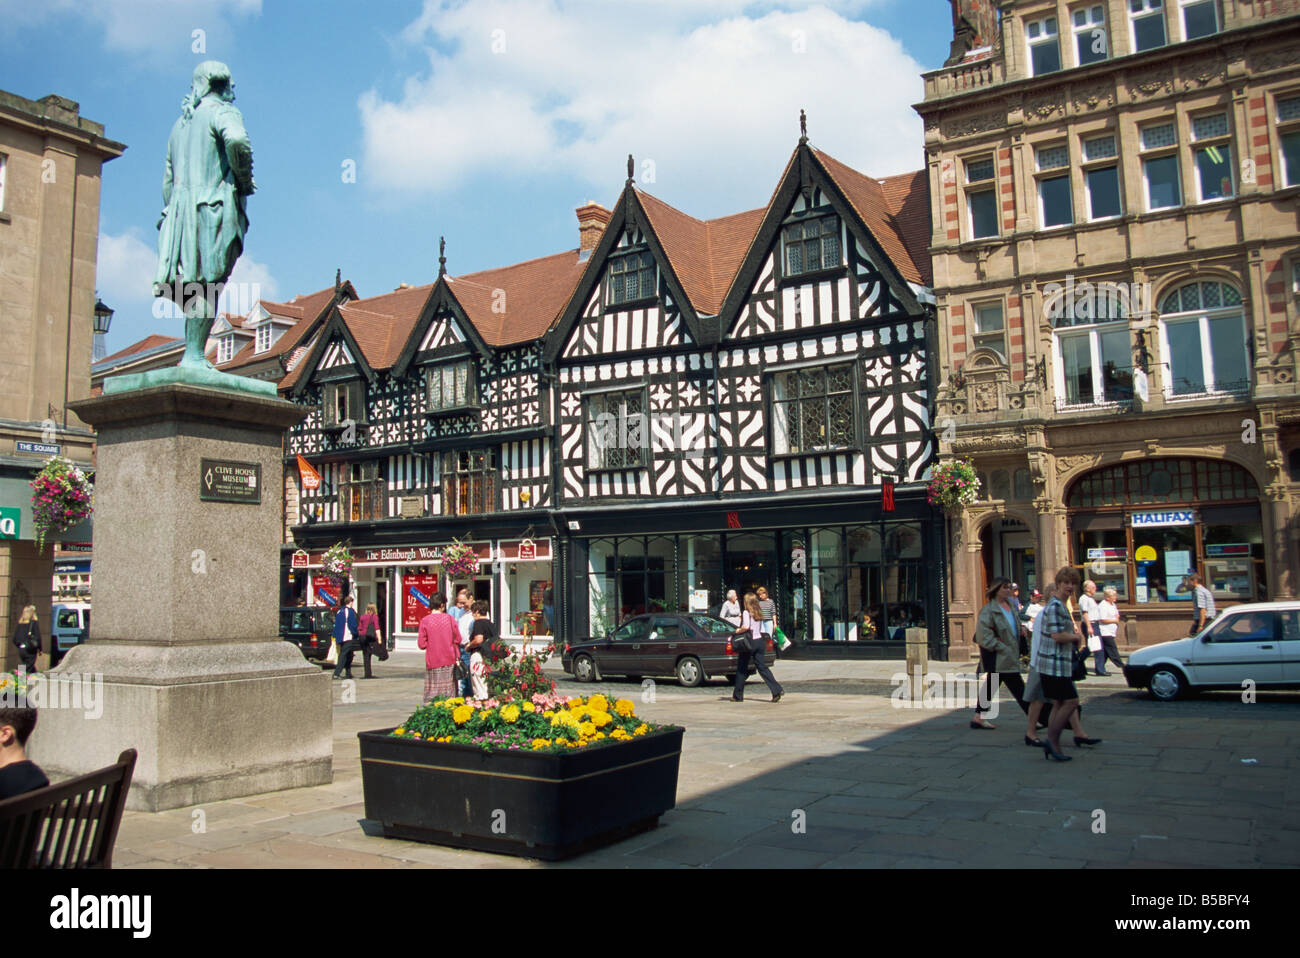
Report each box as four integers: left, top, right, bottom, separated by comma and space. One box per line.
547, 139, 943, 658
280, 246, 583, 646
280, 134, 943, 658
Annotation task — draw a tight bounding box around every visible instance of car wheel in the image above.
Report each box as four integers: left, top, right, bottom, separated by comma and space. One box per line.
573, 654, 596, 683
676, 656, 703, 688
1148, 666, 1186, 701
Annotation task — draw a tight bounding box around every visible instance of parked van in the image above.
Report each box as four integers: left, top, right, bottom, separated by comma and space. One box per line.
50, 603, 90, 666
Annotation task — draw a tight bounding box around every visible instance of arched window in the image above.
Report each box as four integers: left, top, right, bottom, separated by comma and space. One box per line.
1158, 281, 1248, 397
1067, 458, 1258, 508
1049, 283, 1133, 406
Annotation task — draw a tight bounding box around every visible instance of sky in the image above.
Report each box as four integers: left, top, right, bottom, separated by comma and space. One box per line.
1, 0, 954, 355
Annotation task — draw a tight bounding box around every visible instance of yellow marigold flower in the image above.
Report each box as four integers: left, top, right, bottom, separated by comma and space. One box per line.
523, 702, 536, 712
578, 721, 597, 738
551, 711, 578, 728
412, 733, 422, 739
542, 710, 554, 719
453, 705, 474, 725
591, 711, 613, 728
594, 732, 606, 739
587, 694, 609, 713
568, 697, 582, 708
502, 704, 521, 724
393, 728, 405, 736
634, 724, 649, 736
614, 699, 635, 717
531, 738, 551, 749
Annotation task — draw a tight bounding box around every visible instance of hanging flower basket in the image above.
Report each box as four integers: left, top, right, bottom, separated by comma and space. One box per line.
322, 542, 354, 583
927, 458, 981, 512
29, 457, 93, 552
441, 539, 479, 579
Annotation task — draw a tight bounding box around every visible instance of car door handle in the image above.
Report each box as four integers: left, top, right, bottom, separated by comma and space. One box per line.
1259, 645, 1274, 649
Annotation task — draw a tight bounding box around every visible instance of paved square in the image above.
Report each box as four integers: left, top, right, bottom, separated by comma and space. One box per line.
107, 653, 1300, 868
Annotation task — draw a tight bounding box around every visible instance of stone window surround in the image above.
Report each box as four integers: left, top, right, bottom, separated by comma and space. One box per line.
1275, 89, 1300, 190
961, 151, 1002, 240
969, 297, 1009, 360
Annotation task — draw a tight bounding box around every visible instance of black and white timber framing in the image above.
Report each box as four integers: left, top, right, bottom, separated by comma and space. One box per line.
281, 140, 946, 657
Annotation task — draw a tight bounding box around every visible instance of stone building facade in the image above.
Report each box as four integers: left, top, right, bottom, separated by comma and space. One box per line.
916, 1, 1300, 655
0, 89, 123, 669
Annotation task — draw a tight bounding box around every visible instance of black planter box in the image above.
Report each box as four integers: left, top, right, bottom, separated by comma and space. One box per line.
358, 727, 684, 861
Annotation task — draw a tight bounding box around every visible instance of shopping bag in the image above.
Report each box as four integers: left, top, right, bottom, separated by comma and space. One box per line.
325, 638, 338, 666
773, 626, 792, 652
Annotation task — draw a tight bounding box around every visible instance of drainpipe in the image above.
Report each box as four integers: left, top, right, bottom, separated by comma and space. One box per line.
711, 342, 722, 498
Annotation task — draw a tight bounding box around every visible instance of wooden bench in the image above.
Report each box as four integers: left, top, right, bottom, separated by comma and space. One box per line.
0, 749, 136, 868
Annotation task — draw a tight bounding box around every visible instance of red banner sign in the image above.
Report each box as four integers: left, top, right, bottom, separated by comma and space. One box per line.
315, 580, 341, 608
882, 477, 895, 512
297, 455, 322, 491
402, 573, 440, 631
291, 549, 309, 569
518, 539, 536, 561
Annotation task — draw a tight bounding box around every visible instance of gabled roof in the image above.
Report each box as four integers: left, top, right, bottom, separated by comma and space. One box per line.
635, 193, 765, 316
812, 149, 931, 286
219, 283, 351, 372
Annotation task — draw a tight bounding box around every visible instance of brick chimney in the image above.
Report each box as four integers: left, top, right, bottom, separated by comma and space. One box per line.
945, 0, 999, 65
576, 202, 612, 252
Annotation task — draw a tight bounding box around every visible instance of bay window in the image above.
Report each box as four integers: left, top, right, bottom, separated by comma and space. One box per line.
426, 360, 475, 412
442, 450, 498, 515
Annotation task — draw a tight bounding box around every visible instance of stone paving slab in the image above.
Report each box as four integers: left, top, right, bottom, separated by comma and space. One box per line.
96, 654, 1300, 868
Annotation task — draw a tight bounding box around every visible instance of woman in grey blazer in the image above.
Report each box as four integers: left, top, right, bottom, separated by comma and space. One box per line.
971, 578, 1031, 730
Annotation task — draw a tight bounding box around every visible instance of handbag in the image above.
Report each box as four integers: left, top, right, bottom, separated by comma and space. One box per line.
1071, 648, 1089, 682
773, 626, 791, 652
453, 658, 468, 681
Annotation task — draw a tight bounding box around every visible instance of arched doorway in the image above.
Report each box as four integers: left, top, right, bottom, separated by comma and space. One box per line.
1065, 457, 1265, 605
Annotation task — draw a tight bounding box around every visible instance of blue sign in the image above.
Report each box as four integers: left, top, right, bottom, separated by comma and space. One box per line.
1131, 510, 1194, 527
410, 587, 432, 608
16, 441, 60, 455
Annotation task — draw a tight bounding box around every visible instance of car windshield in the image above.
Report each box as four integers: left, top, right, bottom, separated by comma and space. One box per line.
690, 615, 736, 635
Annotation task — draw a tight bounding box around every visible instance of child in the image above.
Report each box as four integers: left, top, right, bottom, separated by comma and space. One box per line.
0, 705, 49, 800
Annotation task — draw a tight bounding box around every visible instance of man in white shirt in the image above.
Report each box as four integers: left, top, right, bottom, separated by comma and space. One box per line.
456, 593, 475, 695
1078, 579, 1103, 669
1094, 586, 1124, 675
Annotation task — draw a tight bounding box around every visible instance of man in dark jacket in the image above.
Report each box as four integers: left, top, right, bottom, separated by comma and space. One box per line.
331, 595, 360, 679
0, 704, 49, 800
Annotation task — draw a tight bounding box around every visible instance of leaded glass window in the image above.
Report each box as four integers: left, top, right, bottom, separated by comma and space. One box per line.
608, 251, 656, 306
586, 390, 646, 470
784, 215, 842, 276
426, 361, 474, 411
771, 363, 856, 454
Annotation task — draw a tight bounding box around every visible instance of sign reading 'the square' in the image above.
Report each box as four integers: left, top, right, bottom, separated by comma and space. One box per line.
200, 458, 261, 504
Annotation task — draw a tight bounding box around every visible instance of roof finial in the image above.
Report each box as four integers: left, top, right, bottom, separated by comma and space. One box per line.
799, 109, 808, 143
626, 153, 634, 187
438, 236, 447, 278
334, 267, 341, 294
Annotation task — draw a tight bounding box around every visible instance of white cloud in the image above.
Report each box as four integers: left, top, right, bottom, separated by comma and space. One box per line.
361, 0, 924, 215
96, 227, 278, 342
0, 0, 261, 59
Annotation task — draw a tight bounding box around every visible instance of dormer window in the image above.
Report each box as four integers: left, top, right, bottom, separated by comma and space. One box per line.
783, 214, 841, 277
323, 380, 367, 430
425, 360, 477, 414
217, 334, 236, 364
607, 250, 655, 307
255, 322, 273, 353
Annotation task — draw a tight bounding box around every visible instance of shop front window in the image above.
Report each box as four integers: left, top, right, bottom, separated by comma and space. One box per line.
681, 534, 723, 615
505, 561, 552, 638
1202, 524, 1265, 601
587, 538, 617, 637
1072, 528, 1129, 600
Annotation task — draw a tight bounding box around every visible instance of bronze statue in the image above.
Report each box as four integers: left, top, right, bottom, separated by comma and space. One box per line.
154, 60, 255, 371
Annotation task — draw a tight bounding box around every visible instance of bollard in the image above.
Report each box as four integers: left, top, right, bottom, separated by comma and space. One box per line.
905, 628, 929, 701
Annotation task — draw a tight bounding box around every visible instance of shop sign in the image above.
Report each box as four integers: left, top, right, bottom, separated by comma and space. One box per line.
291, 549, 309, 569
60, 541, 92, 553
1130, 510, 1194, 527
1134, 545, 1158, 563
399, 496, 425, 517
402, 573, 440, 631
1086, 547, 1127, 560
16, 441, 60, 456
0, 507, 18, 540
200, 459, 261, 504
297, 455, 321, 491
518, 538, 536, 561
1206, 543, 1250, 557
315, 581, 341, 607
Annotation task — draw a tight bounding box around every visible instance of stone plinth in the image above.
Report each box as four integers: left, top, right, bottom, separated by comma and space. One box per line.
28, 384, 332, 811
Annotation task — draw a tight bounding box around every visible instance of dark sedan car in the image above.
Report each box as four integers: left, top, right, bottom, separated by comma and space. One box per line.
280, 606, 335, 661
560, 613, 775, 687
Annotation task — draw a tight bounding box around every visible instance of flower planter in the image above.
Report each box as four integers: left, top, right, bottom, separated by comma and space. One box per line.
358, 726, 684, 860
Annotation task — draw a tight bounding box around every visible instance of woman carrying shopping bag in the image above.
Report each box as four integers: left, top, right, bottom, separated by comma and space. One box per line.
730, 592, 783, 704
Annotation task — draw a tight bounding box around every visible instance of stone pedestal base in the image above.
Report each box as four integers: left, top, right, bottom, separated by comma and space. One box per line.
37, 383, 332, 811
29, 641, 332, 811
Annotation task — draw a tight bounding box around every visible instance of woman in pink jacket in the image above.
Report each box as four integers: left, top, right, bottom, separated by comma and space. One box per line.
417, 594, 461, 703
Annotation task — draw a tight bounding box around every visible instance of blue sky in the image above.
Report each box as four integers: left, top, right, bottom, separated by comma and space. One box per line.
1, 1, 953, 354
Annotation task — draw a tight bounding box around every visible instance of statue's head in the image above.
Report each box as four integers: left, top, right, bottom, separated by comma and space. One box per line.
182, 61, 235, 119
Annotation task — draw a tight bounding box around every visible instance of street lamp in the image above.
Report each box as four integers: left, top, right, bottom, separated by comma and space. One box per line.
93, 297, 113, 363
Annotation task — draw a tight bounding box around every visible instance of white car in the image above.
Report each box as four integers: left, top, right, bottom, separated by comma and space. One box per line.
1123, 601, 1300, 701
